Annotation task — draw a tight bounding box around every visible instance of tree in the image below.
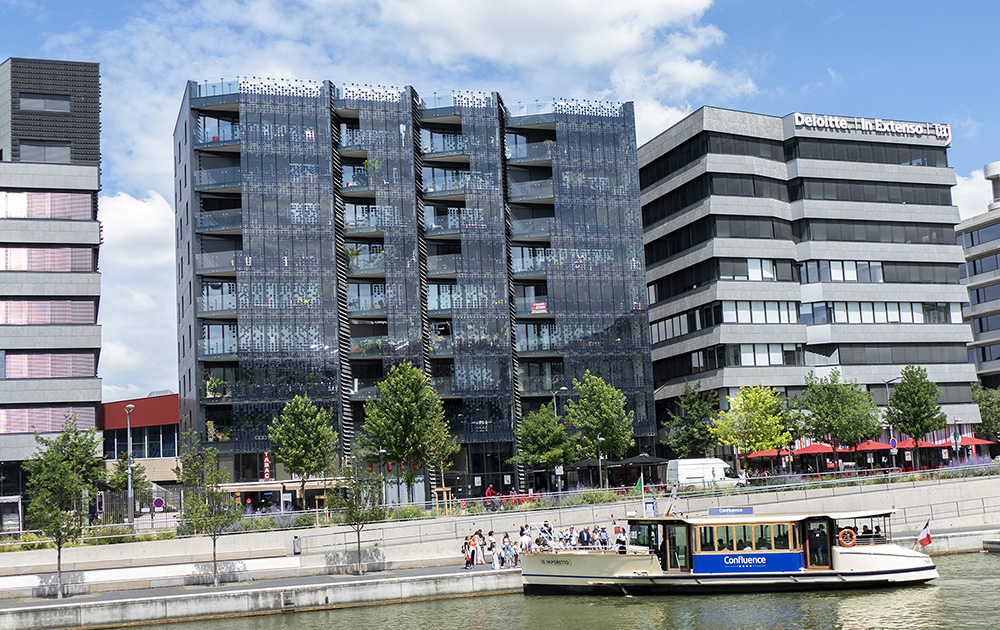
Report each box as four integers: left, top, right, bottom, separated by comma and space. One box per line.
663, 381, 719, 457
510, 403, 576, 491
795, 370, 881, 457
107, 453, 149, 495
564, 370, 634, 487
711, 385, 792, 471
23, 417, 105, 599
972, 381, 1000, 442
885, 365, 947, 469
175, 430, 242, 587
424, 411, 459, 491
357, 362, 445, 502
268, 395, 338, 507
328, 467, 388, 575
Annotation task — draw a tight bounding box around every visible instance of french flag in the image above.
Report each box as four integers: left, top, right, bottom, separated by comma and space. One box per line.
917, 520, 932, 547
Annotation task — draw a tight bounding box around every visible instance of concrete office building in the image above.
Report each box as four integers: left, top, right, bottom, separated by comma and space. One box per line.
173, 78, 654, 493
958, 162, 1000, 390
640, 107, 980, 448
0, 58, 102, 492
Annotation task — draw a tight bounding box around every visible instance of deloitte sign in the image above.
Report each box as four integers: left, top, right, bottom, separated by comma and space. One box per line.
793, 113, 951, 141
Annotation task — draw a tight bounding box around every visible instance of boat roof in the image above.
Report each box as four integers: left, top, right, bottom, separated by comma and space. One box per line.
629, 509, 893, 525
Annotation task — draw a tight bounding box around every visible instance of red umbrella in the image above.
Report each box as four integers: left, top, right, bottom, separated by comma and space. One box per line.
896, 438, 935, 449
961, 436, 996, 446
748, 448, 791, 458
793, 443, 833, 455
855, 440, 892, 451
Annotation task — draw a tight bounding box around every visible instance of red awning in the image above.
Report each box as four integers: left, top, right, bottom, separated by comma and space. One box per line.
793, 443, 833, 455
748, 448, 791, 458
855, 440, 892, 451
896, 438, 935, 449
961, 436, 996, 446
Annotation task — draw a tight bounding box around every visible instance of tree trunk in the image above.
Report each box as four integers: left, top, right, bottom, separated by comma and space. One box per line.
56, 543, 63, 599
356, 527, 364, 575
300, 480, 308, 511
213, 536, 219, 587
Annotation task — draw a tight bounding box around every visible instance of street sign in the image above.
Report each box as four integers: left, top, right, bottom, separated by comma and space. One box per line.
152, 497, 164, 509
889, 437, 897, 449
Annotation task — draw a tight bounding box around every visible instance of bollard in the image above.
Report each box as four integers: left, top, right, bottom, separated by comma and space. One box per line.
293, 535, 301, 555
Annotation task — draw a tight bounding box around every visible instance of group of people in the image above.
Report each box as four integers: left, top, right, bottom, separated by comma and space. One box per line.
462, 520, 629, 568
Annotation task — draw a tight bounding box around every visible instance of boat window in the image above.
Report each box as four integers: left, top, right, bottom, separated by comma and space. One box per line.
734, 525, 754, 551
755, 524, 772, 550
773, 523, 790, 550
792, 523, 799, 549
666, 526, 689, 570
629, 523, 657, 551
715, 525, 734, 551
698, 526, 715, 552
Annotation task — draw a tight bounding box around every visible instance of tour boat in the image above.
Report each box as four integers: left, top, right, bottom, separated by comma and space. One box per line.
520, 508, 937, 595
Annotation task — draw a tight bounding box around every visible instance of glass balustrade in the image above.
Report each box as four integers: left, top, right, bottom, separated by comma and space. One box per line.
200, 338, 238, 357
342, 167, 370, 190
429, 336, 454, 355
348, 254, 385, 275
347, 295, 387, 314
193, 80, 239, 98
514, 296, 552, 315
194, 251, 237, 272
350, 336, 386, 357
507, 101, 558, 118
421, 131, 464, 155
427, 253, 458, 275
430, 376, 454, 395
195, 123, 241, 144
507, 141, 553, 162
423, 172, 469, 194
340, 127, 364, 148
511, 254, 552, 275
194, 167, 241, 189
518, 374, 558, 394
198, 293, 237, 313
195, 208, 242, 232
509, 179, 554, 202
511, 217, 553, 239
421, 93, 455, 110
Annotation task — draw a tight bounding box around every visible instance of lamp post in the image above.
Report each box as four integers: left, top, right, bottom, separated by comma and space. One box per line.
596, 436, 605, 489
124, 404, 135, 528
550, 386, 567, 416
883, 376, 901, 469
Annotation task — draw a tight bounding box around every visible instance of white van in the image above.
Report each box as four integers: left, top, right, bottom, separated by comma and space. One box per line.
665, 458, 746, 489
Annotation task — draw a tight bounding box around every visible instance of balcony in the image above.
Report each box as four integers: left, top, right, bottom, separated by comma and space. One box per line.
194, 167, 241, 192
339, 127, 366, 155
349, 377, 381, 401
420, 94, 459, 123
194, 124, 241, 151
199, 338, 238, 360
347, 254, 385, 277
423, 172, 469, 199
422, 132, 468, 162
511, 255, 551, 279
431, 376, 456, 397
190, 80, 240, 110
195, 208, 242, 234
507, 141, 553, 165
350, 335, 386, 358
347, 296, 386, 318
511, 217, 553, 241
509, 179, 554, 203
515, 337, 560, 357
342, 168, 372, 195
514, 296, 552, 317
518, 375, 560, 396
429, 335, 454, 357
197, 293, 237, 318
194, 251, 238, 275
507, 101, 558, 128
427, 253, 458, 277
345, 204, 400, 236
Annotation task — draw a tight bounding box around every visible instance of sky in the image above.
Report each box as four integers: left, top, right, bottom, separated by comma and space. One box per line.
2, 0, 996, 402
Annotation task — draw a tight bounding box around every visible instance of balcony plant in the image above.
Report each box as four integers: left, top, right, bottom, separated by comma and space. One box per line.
206, 375, 229, 398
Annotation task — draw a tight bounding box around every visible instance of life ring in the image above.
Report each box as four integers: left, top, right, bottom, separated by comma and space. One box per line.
838, 528, 856, 547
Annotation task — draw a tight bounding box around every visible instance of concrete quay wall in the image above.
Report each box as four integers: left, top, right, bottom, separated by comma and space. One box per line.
0, 570, 523, 630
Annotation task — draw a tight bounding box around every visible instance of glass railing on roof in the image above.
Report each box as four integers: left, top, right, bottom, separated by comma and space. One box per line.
421, 93, 455, 110
193, 80, 240, 98
507, 100, 557, 118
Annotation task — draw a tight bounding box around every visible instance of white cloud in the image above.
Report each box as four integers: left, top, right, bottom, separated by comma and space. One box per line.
954, 169, 991, 221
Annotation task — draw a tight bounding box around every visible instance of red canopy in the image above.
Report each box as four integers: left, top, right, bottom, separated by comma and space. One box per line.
794, 443, 832, 455
961, 436, 996, 446
896, 438, 935, 449
855, 440, 892, 451
748, 448, 791, 458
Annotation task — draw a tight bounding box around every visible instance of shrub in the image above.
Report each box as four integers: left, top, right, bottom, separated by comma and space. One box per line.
17, 532, 53, 551
389, 505, 426, 520
87, 525, 137, 545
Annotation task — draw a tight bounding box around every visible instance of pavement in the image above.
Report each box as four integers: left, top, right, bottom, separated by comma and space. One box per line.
0, 560, 517, 611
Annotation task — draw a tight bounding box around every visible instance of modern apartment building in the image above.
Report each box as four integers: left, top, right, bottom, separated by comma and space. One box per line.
640, 107, 980, 445
958, 162, 1000, 389
0, 58, 102, 492
173, 78, 654, 493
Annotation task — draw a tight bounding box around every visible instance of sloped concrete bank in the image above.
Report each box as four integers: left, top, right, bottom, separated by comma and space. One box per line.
0, 569, 522, 630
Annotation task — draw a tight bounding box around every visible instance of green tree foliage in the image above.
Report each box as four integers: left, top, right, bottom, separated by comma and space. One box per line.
175, 430, 242, 587
663, 381, 719, 457
357, 362, 445, 501
972, 381, 1000, 441
565, 370, 634, 487
424, 410, 459, 490
328, 467, 388, 575
23, 417, 105, 598
711, 385, 792, 470
796, 369, 881, 454
107, 454, 149, 495
885, 365, 947, 468
268, 395, 338, 505
510, 403, 576, 490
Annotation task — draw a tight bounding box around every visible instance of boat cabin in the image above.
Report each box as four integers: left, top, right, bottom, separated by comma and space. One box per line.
626, 508, 893, 573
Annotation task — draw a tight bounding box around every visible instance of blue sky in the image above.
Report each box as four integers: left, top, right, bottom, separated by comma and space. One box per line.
2, 0, 994, 400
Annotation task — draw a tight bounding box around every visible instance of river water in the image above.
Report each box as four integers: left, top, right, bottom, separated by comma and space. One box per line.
158, 554, 998, 630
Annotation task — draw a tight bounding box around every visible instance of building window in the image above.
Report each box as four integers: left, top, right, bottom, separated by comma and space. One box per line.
19, 93, 71, 112
19, 140, 71, 164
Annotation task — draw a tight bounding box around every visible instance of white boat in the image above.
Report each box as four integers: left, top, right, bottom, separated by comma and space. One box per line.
521, 508, 937, 595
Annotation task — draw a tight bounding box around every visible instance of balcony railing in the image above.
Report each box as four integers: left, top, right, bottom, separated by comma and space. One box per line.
422, 132, 464, 155
195, 208, 242, 232
350, 335, 386, 358
193, 80, 239, 98
514, 296, 551, 316
429, 336, 454, 356
348, 254, 385, 275
346, 204, 400, 233
421, 94, 455, 110
423, 172, 469, 194
342, 168, 371, 190
340, 127, 364, 149
200, 338, 238, 357
194, 167, 241, 189
194, 251, 237, 273
509, 179, 554, 202
430, 376, 454, 395
427, 253, 458, 275
508, 141, 553, 162
511, 217, 553, 240
518, 375, 560, 395
347, 296, 386, 315
507, 101, 557, 118
198, 293, 237, 313
511, 254, 552, 275
515, 336, 559, 354
195, 123, 241, 144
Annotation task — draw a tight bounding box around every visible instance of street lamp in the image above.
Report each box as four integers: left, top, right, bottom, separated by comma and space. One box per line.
551, 386, 567, 415
596, 436, 606, 489
124, 404, 135, 528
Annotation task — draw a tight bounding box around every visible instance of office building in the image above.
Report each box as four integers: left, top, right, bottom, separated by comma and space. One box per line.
640, 107, 980, 446
0, 58, 102, 492
958, 162, 1000, 389
173, 78, 654, 492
